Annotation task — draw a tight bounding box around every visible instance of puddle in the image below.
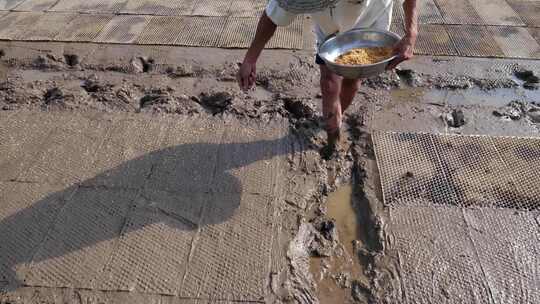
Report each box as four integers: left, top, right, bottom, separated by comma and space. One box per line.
390, 86, 447, 107
390, 85, 540, 108
310, 184, 367, 303
326, 185, 359, 257
445, 88, 540, 107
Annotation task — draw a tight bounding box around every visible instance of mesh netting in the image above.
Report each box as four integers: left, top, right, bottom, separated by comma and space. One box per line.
373, 131, 540, 211
374, 131, 540, 304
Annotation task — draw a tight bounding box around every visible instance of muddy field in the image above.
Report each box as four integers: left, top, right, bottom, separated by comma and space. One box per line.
1, 42, 540, 304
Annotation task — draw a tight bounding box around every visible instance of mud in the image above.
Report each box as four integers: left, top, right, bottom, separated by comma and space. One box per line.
493, 100, 540, 123
396, 68, 423, 87
444, 109, 466, 128
309, 185, 368, 304
1, 45, 540, 304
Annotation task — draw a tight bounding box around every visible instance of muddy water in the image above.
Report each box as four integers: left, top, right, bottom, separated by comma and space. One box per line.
445, 87, 540, 107
390, 86, 447, 107
389, 85, 540, 108
310, 184, 367, 303
326, 185, 359, 257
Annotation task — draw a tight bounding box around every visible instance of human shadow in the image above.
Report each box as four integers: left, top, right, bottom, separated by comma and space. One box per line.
0, 132, 305, 291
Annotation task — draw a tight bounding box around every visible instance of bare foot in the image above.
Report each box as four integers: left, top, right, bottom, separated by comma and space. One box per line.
320, 128, 340, 160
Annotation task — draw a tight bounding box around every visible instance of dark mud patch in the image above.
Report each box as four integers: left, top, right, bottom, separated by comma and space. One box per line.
81, 78, 110, 93
140, 89, 172, 109
40, 85, 89, 110
43, 87, 64, 105
197, 91, 234, 115
64, 54, 79, 67
282, 96, 316, 120
32, 54, 66, 71
310, 217, 339, 257
444, 109, 466, 128
513, 68, 539, 90
514, 69, 539, 83
130, 56, 155, 73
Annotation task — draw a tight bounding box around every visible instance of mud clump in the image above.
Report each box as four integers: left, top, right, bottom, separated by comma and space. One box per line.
334, 272, 352, 289
80, 77, 133, 109
41, 86, 85, 110
140, 88, 172, 109
167, 65, 195, 78
43, 87, 64, 105
130, 56, 155, 73
116, 88, 132, 104
363, 71, 401, 90
0, 78, 42, 109
444, 109, 465, 128
493, 100, 540, 122
139, 88, 203, 114
33, 54, 65, 71
285, 222, 318, 304
514, 69, 539, 83
396, 68, 423, 87
82, 78, 109, 93
514, 68, 539, 90
197, 91, 234, 115
351, 280, 373, 303
309, 218, 338, 257
493, 100, 524, 120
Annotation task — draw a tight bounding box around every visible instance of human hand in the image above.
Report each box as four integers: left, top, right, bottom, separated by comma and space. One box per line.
387, 34, 416, 70
237, 61, 257, 92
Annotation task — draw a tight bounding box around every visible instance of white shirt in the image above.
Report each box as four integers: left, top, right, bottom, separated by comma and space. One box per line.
266, 0, 394, 43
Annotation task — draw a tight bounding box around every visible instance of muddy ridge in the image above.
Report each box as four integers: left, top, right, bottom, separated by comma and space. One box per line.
2, 54, 537, 119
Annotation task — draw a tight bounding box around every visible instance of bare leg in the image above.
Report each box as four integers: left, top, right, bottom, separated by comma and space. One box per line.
319, 65, 343, 159
320, 65, 342, 142
340, 78, 360, 115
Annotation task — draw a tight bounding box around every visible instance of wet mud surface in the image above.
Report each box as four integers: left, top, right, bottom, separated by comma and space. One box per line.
1, 44, 539, 304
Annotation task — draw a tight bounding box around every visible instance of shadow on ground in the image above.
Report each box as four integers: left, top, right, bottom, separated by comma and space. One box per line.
0, 132, 304, 291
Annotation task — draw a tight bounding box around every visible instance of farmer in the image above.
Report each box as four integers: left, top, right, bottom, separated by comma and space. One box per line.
238, 0, 418, 153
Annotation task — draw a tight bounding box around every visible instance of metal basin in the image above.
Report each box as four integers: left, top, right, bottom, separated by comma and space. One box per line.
318, 29, 401, 79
